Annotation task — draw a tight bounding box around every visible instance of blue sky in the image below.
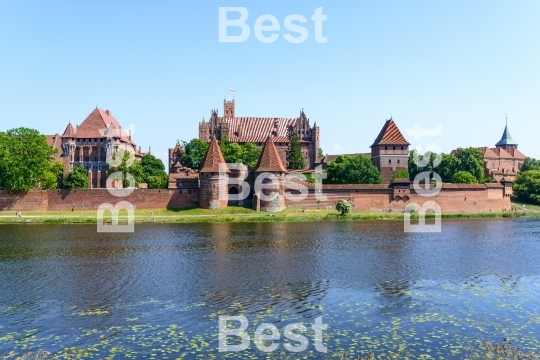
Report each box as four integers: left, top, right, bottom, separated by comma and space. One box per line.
1, 1, 539, 165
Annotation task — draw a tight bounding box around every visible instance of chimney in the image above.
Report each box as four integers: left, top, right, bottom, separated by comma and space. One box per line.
149, 146, 151, 154
129, 130, 132, 141
106, 110, 110, 116
139, 146, 141, 153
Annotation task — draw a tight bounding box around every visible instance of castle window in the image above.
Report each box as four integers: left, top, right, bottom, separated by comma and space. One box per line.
401, 146, 404, 150
518, 163, 522, 170
393, 146, 396, 150
491, 163, 495, 169
385, 146, 387, 150
94, 154, 98, 161
397, 159, 400, 164
85, 155, 89, 162
389, 159, 392, 163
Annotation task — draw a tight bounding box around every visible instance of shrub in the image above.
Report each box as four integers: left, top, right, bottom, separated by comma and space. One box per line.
452, 170, 477, 184
335, 199, 351, 215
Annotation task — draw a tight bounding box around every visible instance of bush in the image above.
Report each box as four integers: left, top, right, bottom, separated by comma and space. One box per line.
391, 169, 410, 182
452, 170, 477, 184
513, 170, 540, 204
63, 166, 88, 189
335, 199, 351, 215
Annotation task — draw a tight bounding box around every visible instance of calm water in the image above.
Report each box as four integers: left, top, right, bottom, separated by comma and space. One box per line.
1, 219, 540, 359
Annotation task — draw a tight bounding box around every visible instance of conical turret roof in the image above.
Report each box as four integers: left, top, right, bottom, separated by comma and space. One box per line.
495, 124, 518, 147
199, 137, 229, 173
255, 135, 287, 173
62, 123, 76, 137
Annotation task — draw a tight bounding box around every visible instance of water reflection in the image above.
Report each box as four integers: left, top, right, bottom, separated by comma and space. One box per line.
1, 219, 540, 358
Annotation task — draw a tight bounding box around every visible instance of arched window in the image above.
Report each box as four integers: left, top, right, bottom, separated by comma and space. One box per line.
491, 163, 495, 169
389, 159, 392, 163
518, 163, 522, 170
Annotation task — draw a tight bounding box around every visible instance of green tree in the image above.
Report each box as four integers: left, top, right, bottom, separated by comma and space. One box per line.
522, 157, 540, 172
240, 142, 262, 170
437, 153, 460, 182
452, 170, 478, 184
335, 199, 352, 215
408, 150, 440, 181
107, 150, 143, 188
63, 166, 89, 189
513, 170, 540, 204
391, 169, 410, 182
146, 174, 169, 189
453, 147, 484, 183
326, 155, 382, 184
181, 139, 209, 169
286, 131, 305, 170
218, 135, 261, 170
40, 160, 65, 189
140, 154, 169, 189
318, 148, 324, 158
0, 128, 59, 192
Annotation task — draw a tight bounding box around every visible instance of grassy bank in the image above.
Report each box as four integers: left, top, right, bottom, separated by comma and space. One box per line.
0, 206, 537, 224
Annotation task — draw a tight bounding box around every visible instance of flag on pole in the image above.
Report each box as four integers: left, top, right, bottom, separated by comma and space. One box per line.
229, 88, 236, 92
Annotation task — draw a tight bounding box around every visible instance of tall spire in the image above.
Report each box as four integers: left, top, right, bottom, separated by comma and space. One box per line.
495, 116, 518, 148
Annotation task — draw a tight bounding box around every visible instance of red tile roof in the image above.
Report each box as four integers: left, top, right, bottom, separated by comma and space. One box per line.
62, 123, 76, 137
371, 119, 410, 147
169, 172, 199, 180
73, 108, 135, 145
505, 148, 526, 160
217, 117, 298, 143
255, 136, 287, 173
199, 137, 229, 173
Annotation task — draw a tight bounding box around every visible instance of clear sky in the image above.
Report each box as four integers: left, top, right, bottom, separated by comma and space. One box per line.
1, 1, 539, 165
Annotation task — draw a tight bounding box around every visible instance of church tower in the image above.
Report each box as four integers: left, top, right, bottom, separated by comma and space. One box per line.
223, 99, 235, 118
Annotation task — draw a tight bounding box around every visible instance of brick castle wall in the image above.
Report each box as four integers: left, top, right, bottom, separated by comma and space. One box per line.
0, 189, 198, 212
0, 184, 511, 214
284, 185, 511, 213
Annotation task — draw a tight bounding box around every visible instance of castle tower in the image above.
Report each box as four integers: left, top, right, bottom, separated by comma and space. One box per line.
495, 118, 518, 150
370, 118, 410, 184
224, 99, 235, 118
254, 135, 288, 212
198, 137, 230, 209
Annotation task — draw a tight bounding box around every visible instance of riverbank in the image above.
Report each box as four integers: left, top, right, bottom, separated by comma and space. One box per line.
0, 205, 538, 224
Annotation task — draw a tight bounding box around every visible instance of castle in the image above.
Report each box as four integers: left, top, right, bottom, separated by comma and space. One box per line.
197, 99, 320, 169
47, 108, 146, 188
33, 101, 525, 215
452, 120, 526, 183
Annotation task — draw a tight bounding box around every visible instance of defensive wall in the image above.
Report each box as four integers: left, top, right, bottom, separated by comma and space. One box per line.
282, 183, 512, 213
0, 182, 511, 213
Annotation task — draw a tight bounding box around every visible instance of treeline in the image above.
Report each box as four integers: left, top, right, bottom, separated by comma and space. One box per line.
408, 147, 489, 184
